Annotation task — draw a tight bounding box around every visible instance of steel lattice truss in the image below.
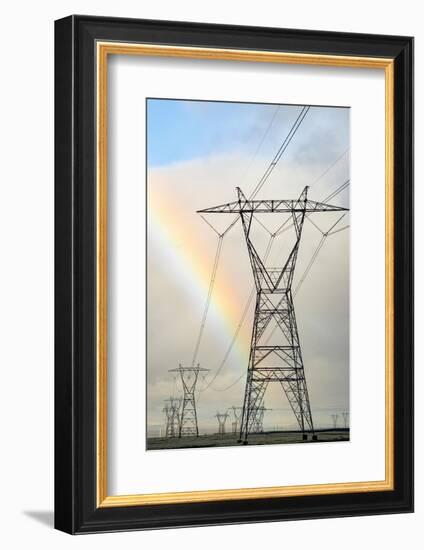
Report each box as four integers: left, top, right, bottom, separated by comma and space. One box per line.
163, 397, 181, 438
169, 364, 209, 437
215, 412, 229, 435
198, 186, 348, 443
230, 406, 242, 434
250, 404, 270, 433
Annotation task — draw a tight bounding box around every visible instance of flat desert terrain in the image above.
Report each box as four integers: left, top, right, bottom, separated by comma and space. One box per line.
147, 429, 349, 450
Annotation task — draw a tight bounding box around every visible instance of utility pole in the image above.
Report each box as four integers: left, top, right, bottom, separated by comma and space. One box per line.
169, 364, 209, 437
216, 412, 229, 436
198, 186, 348, 444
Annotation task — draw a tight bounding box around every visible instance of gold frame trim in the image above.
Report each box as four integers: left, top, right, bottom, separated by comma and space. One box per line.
96, 42, 395, 508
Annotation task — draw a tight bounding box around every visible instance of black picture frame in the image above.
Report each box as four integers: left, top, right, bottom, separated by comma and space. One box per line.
55, 14, 414, 534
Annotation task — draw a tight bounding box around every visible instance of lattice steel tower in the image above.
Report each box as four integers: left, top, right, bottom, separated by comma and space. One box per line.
251, 404, 270, 433
215, 412, 229, 435
230, 406, 242, 435
169, 364, 209, 437
198, 186, 348, 443
163, 397, 181, 438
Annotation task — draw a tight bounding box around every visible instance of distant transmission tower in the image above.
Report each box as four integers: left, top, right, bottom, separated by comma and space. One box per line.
163, 402, 172, 437
230, 406, 242, 435
331, 414, 339, 429
251, 404, 270, 433
216, 412, 229, 435
163, 397, 181, 437
199, 186, 348, 443
169, 364, 209, 437
342, 411, 349, 429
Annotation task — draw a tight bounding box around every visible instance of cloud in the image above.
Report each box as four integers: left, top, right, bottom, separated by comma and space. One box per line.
146, 146, 350, 435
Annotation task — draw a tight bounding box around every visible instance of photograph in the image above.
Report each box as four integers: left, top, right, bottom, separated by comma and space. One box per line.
51, 9, 413, 537
0, 0, 417, 542
146, 98, 350, 450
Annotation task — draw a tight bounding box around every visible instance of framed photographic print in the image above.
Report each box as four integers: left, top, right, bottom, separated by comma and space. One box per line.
54, 15, 413, 533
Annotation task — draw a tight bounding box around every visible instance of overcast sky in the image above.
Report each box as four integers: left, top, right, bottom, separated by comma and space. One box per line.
146, 99, 350, 436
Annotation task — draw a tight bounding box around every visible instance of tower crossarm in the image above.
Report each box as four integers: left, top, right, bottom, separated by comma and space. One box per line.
198, 196, 348, 214
169, 366, 209, 373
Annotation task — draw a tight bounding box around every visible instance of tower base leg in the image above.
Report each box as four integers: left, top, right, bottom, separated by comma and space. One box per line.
302, 433, 308, 441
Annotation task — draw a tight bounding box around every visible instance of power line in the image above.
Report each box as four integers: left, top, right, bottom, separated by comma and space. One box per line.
199, 214, 221, 236
323, 179, 350, 203
326, 213, 347, 235
309, 148, 349, 188
293, 235, 326, 297
273, 148, 350, 237
190, 211, 245, 368
328, 224, 350, 236
269, 181, 350, 300
190, 235, 223, 367
293, 212, 347, 297
210, 372, 246, 392
274, 215, 293, 236
238, 105, 280, 187
210, 105, 310, 237
209, 105, 282, 239
249, 106, 310, 199
198, 290, 254, 391
200, 106, 312, 240
306, 215, 326, 235
265, 212, 348, 344
197, 235, 275, 393
276, 180, 350, 238
253, 214, 273, 235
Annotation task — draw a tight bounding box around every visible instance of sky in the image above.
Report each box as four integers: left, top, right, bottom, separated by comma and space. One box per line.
146, 98, 350, 437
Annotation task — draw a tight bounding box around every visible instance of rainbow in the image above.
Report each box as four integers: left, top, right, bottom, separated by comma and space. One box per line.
148, 180, 251, 370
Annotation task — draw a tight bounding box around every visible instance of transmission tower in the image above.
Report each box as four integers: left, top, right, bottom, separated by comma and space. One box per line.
216, 412, 229, 435
163, 402, 172, 437
163, 397, 181, 437
331, 414, 339, 429
251, 403, 270, 433
169, 364, 209, 437
342, 411, 349, 429
230, 406, 242, 435
199, 186, 348, 443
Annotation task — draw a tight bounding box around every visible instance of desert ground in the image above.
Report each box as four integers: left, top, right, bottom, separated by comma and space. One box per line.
147, 429, 350, 450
